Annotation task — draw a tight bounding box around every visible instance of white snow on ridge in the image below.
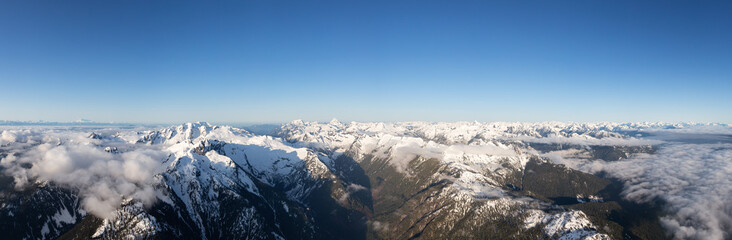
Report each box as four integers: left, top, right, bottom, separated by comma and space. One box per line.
5, 121, 730, 239
524, 210, 611, 240
278, 120, 726, 146
275, 120, 732, 239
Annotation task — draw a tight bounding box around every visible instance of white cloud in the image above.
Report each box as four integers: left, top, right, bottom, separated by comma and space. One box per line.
0, 128, 166, 219
529, 126, 732, 240
510, 134, 662, 146
642, 124, 732, 135
556, 143, 732, 240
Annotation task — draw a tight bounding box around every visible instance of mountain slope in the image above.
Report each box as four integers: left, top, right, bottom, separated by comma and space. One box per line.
0, 121, 689, 239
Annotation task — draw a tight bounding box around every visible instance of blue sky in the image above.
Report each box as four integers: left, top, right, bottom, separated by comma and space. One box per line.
1, 1, 730, 124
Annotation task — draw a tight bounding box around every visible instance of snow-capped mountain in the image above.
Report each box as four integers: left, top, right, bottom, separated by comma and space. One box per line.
2, 120, 728, 239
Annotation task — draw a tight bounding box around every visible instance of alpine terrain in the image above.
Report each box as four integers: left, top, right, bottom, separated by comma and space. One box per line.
0, 120, 730, 240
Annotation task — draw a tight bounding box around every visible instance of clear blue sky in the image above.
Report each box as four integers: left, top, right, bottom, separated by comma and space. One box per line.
1, 1, 730, 124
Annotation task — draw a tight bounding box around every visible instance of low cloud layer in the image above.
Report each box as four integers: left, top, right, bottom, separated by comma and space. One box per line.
510, 134, 662, 146
0, 128, 166, 219
545, 128, 732, 240
606, 143, 732, 240
2, 123, 730, 239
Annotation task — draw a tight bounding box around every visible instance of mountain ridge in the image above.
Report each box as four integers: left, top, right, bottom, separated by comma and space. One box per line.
4, 121, 728, 239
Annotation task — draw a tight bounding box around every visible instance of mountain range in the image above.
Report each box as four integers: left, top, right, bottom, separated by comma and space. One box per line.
1, 120, 730, 239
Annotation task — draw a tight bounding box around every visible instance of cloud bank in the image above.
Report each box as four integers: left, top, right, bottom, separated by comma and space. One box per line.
544, 130, 732, 239
0, 128, 167, 219
510, 134, 662, 146
2, 123, 730, 239
605, 143, 732, 240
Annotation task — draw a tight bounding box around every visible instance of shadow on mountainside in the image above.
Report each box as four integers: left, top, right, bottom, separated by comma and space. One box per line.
522, 158, 666, 240
305, 154, 371, 240
198, 142, 372, 240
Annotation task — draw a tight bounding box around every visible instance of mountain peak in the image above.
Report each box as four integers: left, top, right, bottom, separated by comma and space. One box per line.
328, 118, 342, 126
187, 121, 213, 128
289, 119, 305, 125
